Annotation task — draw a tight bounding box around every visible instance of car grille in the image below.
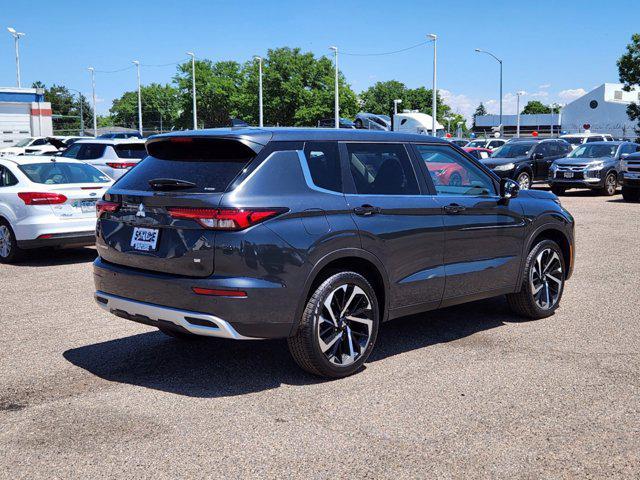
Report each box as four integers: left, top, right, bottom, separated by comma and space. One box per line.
554, 164, 587, 180
627, 160, 640, 173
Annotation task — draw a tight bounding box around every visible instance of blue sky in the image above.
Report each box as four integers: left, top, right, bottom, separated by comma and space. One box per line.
2, 0, 638, 120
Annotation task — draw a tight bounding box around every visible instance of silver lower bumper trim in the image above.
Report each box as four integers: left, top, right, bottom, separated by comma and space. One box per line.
94, 291, 259, 340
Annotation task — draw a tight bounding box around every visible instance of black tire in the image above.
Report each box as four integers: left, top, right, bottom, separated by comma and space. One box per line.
550, 185, 566, 196
599, 172, 617, 196
288, 271, 380, 378
158, 325, 200, 340
0, 220, 24, 264
507, 239, 565, 320
516, 171, 532, 190
622, 187, 640, 202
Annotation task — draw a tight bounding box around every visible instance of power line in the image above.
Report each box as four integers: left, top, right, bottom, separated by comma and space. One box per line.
141, 58, 189, 67
340, 41, 429, 57
94, 65, 135, 74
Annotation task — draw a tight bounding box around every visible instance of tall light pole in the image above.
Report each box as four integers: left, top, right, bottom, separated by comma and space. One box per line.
393, 99, 402, 115
516, 91, 526, 138
427, 34, 437, 136
187, 52, 197, 129
88, 67, 97, 136
133, 61, 143, 136
329, 46, 339, 129
7, 27, 25, 88
475, 49, 503, 132
254, 56, 264, 127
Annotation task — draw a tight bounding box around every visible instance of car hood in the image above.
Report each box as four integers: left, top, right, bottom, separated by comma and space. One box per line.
555, 156, 613, 165
517, 189, 557, 201
482, 156, 527, 167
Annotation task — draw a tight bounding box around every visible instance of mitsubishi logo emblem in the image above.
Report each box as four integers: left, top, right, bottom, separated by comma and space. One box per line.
136, 203, 146, 217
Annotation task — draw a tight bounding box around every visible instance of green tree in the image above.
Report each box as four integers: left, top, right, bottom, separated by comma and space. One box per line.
521, 100, 551, 115
617, 33, 640, 131
109, 83, 181, 132
33, 82, 94, 134
360, 80, 408, 117
473, 102, 487, 125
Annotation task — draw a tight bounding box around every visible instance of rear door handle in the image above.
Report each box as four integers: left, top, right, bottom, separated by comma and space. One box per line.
443, 204, 466, 214
354, 204, 381, 216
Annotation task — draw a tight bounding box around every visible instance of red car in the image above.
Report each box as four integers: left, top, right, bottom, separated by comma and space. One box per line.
463, 147, 493, 160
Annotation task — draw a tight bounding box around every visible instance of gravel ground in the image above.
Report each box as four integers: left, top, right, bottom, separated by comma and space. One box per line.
1, 190, 638, 479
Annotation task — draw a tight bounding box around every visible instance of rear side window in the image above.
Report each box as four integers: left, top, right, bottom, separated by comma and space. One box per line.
0, 165, 18, 187
63, 143, 106, 160
114, 138, 255, 193
19, 162, 111, 184
303, 141, 342, 192
346, 143, 419, 195
115, 143, 147, 159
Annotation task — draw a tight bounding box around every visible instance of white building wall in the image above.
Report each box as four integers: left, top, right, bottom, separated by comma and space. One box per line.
561, 83, 639, 137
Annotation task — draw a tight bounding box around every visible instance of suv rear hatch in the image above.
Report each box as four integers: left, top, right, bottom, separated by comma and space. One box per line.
96, 135, 268, 277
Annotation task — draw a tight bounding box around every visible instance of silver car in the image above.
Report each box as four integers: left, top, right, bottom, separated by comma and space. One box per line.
60, 139, 147, 180
354, 113, 391, 131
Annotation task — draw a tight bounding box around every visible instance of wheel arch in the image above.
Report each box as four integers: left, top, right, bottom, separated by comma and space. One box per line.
522, 224, 573, 283
291, 248, 390, 336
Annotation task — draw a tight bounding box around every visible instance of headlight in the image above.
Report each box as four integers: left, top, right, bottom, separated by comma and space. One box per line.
493, 163, 515, 171
621, 160, 628, 171
586, 161, 604, 170
550, 163, 558, 171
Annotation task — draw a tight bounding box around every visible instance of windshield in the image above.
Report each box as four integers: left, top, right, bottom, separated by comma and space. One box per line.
14, 138, 34, 147
491, 143, 534, 158
563, 137, 583, 145
378, 115, 391, 122
466, 140, 486, 148
19, 162, 111, 184
568, 144, 617, 158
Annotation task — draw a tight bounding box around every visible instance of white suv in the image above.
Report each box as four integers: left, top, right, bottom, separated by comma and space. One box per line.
60, 139, 147, 179
0, 155, 113, 263
560, 133, 614, 150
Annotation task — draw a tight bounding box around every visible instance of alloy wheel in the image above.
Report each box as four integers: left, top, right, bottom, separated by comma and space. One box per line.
529, 248, 563, 310
0, 225, 11, 258
605, 174, 617, 195
317, 284, 373, 366
517, 172, 531, 190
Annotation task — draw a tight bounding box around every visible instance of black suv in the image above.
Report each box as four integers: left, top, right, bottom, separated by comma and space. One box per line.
94, 129, 575, 378
481, 138, 571, 189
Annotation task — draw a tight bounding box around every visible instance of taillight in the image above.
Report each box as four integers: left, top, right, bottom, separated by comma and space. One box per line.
106, 162, 137, 169
96, 199, 120, 217
18, 192, 67, 205
168, 208, 284, 230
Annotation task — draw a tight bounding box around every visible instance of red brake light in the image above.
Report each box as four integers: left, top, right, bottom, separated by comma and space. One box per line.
169, 137, 193, 143
18, 192, 67, 205
96, 199, 120, 217
106, 162, 137, 169
168, 208, 283, 230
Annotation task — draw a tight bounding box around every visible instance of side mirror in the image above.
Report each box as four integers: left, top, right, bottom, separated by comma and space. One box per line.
532, 152, 544, 160
500, 178, 519, 200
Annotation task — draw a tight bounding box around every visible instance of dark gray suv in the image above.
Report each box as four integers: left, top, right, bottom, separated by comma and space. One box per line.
93, 128, 575, 378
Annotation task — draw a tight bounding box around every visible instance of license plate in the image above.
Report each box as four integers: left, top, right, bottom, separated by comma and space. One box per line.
130, 227, 159, 251
564, 172, 574, 178
80, 200, 97, 213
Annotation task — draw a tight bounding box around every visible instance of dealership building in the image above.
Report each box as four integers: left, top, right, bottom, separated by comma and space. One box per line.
0, 87, 53, 146
474, 83, 640, 138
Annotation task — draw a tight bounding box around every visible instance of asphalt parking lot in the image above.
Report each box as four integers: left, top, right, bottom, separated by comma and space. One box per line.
1, 189, 638, 479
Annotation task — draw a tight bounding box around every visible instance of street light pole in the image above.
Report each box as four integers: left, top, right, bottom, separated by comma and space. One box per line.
329, 46, 339, 129
254, 56, 264, 127
7, 28, 25, 88
133, 61, 142, 136
88, 67, 97, 137
187, 52, 197, 129
475, 49, 503, 132
393, 99, 402, 116
427, 34, 437, 136
516, 91, 525, 138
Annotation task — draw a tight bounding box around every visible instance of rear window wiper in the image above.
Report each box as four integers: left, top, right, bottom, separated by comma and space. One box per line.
148, 178, 197, 190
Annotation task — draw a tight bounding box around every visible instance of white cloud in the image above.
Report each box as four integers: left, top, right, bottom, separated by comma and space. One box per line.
529, 90, 549, 99
558, 88, 587, 102
539, 84, 551, 89
439, 89, 475, 123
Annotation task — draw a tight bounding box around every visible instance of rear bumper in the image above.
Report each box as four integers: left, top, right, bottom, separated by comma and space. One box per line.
93, 257, 297, 339
17, 231, 95, 249
95, 291, 257, 339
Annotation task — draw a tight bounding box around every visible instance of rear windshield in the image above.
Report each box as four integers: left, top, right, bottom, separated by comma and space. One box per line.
563, 137, 583, 145
115, 143, 147, 159
19, 162, 111, 184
